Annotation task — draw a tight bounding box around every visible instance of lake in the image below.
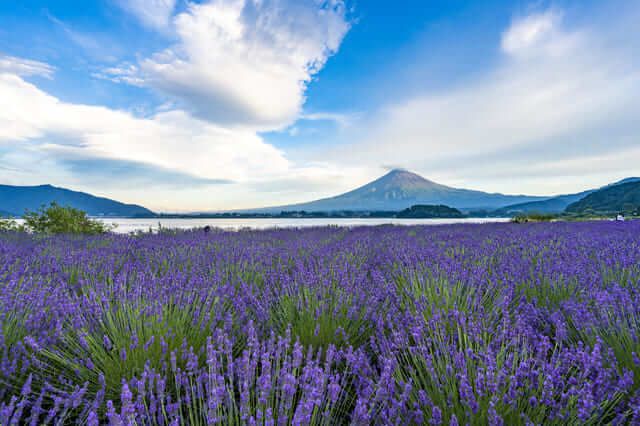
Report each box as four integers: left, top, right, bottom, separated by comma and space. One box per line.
92, 217, 511, 233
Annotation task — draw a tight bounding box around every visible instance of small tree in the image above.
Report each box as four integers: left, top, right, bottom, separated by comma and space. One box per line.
23, 203, 112, 234
0, 217, 23, 232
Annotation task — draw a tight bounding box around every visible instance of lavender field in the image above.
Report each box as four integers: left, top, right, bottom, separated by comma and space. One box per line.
1, 221, 639, 425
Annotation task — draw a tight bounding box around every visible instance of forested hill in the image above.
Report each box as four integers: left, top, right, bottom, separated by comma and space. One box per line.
565, 181, 640, 214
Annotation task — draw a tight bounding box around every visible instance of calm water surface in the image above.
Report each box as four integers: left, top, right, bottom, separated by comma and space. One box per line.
93, 218, 510, 233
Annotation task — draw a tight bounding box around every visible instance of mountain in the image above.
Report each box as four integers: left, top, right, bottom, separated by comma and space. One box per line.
493, 191, 594, 215
495, 177, 640, 215
612, 177, 640, 187
0, 184, 154, 217
565, 181, 640, 214
256, 169, 547, 212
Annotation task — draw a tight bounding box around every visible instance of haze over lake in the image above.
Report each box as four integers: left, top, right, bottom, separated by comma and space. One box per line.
94, 218, 511, 233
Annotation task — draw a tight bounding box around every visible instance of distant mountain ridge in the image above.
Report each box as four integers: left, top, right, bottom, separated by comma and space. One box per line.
0, 184, 154, 217
496, 177, 640, 215
254, 169, 547, 212
3, 173, 637, 219
495, 191, 594, 215
566, 181, 640, 214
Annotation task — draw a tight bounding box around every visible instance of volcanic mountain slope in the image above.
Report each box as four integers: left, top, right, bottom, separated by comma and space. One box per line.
256, 169, 547, 212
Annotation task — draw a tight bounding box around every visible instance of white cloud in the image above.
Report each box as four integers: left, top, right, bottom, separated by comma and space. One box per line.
116, 0, 177, 30
329, 6, 640, 195
110, 0, 351, 129
299, 111, 357, 128
501, 10, 561, 54
46, 13, 123, 62
93, 63, 144, 86
0, 0, 354, 211
0, 54, 55, 79
0, 72, 289, 183
0, 72, 365, 211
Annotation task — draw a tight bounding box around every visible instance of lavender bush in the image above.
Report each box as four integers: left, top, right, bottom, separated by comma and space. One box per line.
1, 221, 639, 424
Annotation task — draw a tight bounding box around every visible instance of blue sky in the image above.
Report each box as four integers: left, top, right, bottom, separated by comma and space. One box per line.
0, 0, 638, 211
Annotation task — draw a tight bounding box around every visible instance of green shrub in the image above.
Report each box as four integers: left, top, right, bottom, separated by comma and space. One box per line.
511, 213, 558, 223
38, 298, 233, 401
567, 308, 640, 393
270, 285, 373, 351
23, 203, 112, 234
0, 311, 30, 397
0, 217, 23, 232
393, 318, 621, 425
517, 276, 581, 312
395, 268, 498, 323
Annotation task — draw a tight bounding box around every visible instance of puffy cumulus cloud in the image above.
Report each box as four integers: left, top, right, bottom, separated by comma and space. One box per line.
111, 0, 350, 129
332, 6, 640, 195
115, 0, 177, 30
0, 72, 290, 184
0, 54, 56, 79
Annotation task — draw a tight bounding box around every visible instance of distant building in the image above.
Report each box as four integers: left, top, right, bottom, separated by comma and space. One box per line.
616, 214, 625, 221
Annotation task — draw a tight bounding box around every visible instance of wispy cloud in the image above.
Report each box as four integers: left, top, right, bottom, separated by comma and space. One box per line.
114, 0, 177, 30
501, 9, 561, 54
0, 54, 55, 79
299, 111, 359, 129
45, 12, 123, 62
93, 63, 144, 85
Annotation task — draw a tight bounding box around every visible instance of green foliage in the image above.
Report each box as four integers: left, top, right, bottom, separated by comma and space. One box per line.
517, 276, 581, 312
395, 269, 497, 322
390, 269, 605, 425
397, 204, 465, 219
567, 308, 640, 393
393, 332, 620, 426
23, 202, 112, 234
397, 339, 533, 424
511, 213, 558, 223
0, 311, 30, 395
566, 181, 640, 214
0, 217, 23, 232
39, 298, 233, 401
271, 285, 373, 351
